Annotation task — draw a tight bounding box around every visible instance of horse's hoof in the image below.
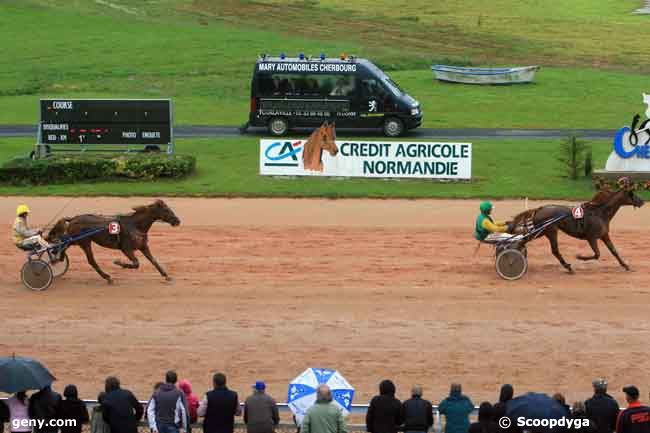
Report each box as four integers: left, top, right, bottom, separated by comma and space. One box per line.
164, 276, 173, 282
106, 278, 114, 285
624, 266, 631, 272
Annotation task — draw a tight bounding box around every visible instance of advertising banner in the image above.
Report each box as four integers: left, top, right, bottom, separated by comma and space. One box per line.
260, 139, 472, 180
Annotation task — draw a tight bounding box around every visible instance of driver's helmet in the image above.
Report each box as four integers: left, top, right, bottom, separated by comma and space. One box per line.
480, 201, 493, 214
16, 204, 30, 216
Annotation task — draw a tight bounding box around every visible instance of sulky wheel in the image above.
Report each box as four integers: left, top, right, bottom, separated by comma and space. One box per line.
495, 248, 528, 281
45, 252, 70, 278
21, 259, 54, 291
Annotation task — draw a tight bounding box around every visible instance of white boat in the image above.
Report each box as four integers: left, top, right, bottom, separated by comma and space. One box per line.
431, 65, 540, 84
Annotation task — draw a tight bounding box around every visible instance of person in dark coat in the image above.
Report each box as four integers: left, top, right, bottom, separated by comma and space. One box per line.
29, 386, 62, 433
0, 399, 9, 433
366, 380, 402, 433
401, 385, 433, 433
198, 373, 241, 433
59, 385, 89, 433
438, 384, 474, 433
469, 403, 498, 433
492, 384, 513, 428
101, 376, 143, 433
585, 379, 620, 433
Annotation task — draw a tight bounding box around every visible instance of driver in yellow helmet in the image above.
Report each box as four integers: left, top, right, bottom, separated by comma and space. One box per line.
12, 205, 52, 250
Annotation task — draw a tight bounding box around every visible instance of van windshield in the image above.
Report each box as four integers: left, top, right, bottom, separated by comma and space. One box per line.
383, 77, 404, 96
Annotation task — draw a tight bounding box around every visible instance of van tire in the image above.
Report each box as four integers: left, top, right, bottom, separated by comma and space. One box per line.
383, 117, 404, 137
268, 117, 289, 136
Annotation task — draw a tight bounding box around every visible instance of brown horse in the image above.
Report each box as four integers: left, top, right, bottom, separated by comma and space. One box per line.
46, 200, 180, 283
510, 181, 644, 273
302, 121, 338, 172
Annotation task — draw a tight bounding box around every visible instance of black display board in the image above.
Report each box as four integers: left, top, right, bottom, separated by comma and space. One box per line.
39, 99, 172, 146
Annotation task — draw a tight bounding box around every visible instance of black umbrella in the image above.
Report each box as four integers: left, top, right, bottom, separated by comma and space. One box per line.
505, 392, 569, 433
0, 355, 56, 393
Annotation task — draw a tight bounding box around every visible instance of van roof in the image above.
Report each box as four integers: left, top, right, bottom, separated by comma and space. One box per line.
256, 56, 369, 64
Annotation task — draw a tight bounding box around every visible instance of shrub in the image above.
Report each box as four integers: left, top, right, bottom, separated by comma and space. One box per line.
0, 153, 196, 185
558, 136, 590, 180
584, 149, 593, 177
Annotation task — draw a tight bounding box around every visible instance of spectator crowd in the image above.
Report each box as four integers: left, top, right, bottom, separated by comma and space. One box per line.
1, 375, 648, 433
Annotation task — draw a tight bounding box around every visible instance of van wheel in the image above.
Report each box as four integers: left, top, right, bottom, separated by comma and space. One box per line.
268, 117, 289, 136
383, 117, 404, 137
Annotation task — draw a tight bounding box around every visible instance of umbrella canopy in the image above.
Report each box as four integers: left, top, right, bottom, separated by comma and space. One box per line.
505, 392, 569, 433
287, 368, 354, 425
0, 355, 55, 394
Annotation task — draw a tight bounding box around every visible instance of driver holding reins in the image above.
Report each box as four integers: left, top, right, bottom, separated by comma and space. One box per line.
474, 201, 513, 242
12, 204, 53, 250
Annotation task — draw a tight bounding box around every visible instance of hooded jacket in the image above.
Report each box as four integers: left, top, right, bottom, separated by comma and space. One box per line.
366, 382, 402, 433
493, 385, 513, 431
59, 398, 89, 433
179, 381, 200, 424
438, 391, 474, 433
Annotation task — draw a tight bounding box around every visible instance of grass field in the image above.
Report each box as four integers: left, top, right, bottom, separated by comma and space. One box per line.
1, 0, 648, 129
0, 136, 633, 200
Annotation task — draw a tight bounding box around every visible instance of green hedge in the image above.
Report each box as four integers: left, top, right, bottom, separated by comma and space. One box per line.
0, 153, 196, 185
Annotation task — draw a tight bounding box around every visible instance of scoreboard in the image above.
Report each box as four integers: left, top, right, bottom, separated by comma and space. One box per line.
39, 99, 172, 147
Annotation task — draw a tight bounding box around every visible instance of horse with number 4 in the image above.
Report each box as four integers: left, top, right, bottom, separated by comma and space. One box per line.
40, 199, 181, 287
509, 177, 644, 274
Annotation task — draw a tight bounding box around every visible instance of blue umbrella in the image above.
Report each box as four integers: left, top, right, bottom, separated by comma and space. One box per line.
505, 393, 569, 433
287, 368, 354, 425
0, 355, 56, 393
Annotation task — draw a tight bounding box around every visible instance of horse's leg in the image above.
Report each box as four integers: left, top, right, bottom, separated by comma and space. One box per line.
139, 244, 171, 281
577, 238, 600, 261
545, 228, 573, 273
113, 249, 139, 269
601, 234, 630, 271
80, 241, 112, 283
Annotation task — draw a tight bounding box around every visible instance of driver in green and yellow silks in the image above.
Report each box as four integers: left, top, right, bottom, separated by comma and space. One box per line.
474, 201, 512, 242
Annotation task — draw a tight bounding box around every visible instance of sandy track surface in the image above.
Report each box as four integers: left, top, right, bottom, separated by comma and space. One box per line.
1, 197, 648, 406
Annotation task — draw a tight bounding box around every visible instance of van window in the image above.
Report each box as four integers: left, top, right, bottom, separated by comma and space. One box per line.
361, 78, 388, 98
256, 73, 354, 98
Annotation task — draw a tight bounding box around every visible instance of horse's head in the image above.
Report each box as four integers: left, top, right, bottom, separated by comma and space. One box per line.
624, 188, 645, 208
616, 178, 644, 208
45, 218, 70, 242
136, 200, 181, 226
321, 121, 339, 157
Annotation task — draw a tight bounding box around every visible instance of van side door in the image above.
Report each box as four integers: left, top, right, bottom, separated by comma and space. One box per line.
358, 77, 393, 126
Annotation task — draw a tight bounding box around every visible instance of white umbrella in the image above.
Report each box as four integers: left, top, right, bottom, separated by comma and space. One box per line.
287, 368, 355, 425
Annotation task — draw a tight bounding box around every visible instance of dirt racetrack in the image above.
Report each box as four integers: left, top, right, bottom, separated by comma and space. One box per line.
1, 197, 649, 407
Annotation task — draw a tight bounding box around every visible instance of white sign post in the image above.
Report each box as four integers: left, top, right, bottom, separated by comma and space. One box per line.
260, 139, 472, 180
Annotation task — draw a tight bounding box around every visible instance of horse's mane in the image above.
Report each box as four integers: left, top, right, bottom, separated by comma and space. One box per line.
511, 209, 537, 226
586, 189, 615, 207
302, 128, 321, 170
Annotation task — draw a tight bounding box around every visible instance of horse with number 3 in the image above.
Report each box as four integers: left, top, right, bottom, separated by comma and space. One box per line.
46, 200, 181, 283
